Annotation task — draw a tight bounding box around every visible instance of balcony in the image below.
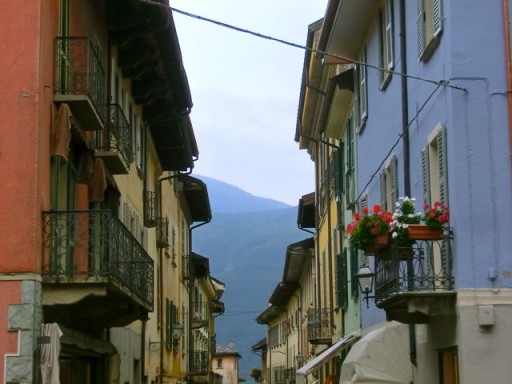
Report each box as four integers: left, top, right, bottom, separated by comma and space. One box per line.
189, 351, 209, 376
53, 37, 105, 131
94, 104, 133, 174
306, 308, 332, 344
375, 234, 455, 324
192, 301, 210, 330
42, 210, 154, 329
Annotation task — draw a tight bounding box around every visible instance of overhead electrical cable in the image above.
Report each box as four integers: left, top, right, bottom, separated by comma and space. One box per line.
139, 0, 466, 92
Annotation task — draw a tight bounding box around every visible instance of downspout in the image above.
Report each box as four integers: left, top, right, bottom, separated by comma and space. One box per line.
503, 0, 512, 170
399, 0, 417, 367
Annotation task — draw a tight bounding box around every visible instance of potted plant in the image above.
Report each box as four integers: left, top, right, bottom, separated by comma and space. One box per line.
407, 201, 449, 240
390, 196, 422, 244
346, 204, 393, 254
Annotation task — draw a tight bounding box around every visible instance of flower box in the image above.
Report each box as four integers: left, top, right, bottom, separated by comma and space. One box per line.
363, 233, 390, 255
407, 224, 443, 240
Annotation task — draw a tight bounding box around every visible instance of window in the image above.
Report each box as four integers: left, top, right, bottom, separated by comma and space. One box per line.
359, 195, 369, 266
356, 49, 368, 129
166, 299, 178, 350
380, 155, 398, 212
135, 116, 145, 172
379, 0, 394, 88
417, 0, 443, 62
422, 124, 449, 277
217, 358, 223, 369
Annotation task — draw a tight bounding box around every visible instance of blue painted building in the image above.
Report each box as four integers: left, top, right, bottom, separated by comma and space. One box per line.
299, 1, 512, 382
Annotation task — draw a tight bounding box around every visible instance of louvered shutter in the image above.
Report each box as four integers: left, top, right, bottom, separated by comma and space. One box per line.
334, 149, 342, 202
437, 126, 448, 205
359, 196, 369, 266
421, 146, 431, 206
433, 0, 443, 37
437, 126, 450, 279
380, 171, 387, 209
390, 155, 398, 207
417, 0, 425, 58
166, 299, 171, 349
385, 0, 394, 69
335, 253, 344, 308
350, 246, 359, 298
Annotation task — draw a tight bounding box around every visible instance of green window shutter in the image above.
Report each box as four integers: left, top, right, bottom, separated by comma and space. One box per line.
350, 246, 359, 299
342, 251, 348, 309
433, 0, 443, 37
421, 146, 431, 206
335, 253, 343, 308
166, 299, 171, 349
334, 149, 342, 201
417, 0, 425, 58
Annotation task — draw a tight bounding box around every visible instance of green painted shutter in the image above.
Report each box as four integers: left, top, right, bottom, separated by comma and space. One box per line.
437, 127, 448, 206
350, 246, 359, 299
166, 298, 171, 349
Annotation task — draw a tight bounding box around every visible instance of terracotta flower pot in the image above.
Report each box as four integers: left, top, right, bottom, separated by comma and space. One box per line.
363, 233, 390, 255
407, 224, 443, 240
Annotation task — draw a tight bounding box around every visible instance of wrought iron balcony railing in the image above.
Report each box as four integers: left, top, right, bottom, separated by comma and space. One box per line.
93, 104, 133, 174
54, 37, 105, 131
42, 210, 154, 309
375, 234, 454, 306
189, 351, 209, 375
306, 308, 332, 344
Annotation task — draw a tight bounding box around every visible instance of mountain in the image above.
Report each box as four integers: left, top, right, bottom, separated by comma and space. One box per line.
197, 176, 291, 213
192, 176, 310, 382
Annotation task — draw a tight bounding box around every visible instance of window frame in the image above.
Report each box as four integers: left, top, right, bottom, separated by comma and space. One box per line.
379, 0, 395, 89
417, 0, 443, 62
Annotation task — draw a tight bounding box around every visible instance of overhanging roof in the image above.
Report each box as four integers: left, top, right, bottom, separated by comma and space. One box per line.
296, 331, 359, 376
178, 175, 212, 222
297, 192, 315, 229
282, 237, 314, 283
108, 0, 197, 171
318, 0, 379, 64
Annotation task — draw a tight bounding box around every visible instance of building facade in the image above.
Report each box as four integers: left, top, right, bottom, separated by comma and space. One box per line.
0, 1, 222, 383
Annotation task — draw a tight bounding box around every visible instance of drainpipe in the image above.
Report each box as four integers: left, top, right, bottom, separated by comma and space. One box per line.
503, 0, 512, 171
399, 0, 417, 367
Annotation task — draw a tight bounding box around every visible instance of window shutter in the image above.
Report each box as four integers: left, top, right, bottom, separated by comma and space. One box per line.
433, 0, 443, 37
437, 126, 448, 205
380, 171, 387, 209
335, 253, 343, 308
385, 0, 394, 69
334, 149, 342, 202
390, 155, 398, 207
166, 299, 171, 349
417, 0, 425, 58
421, 146, 431, 206
350, 246, 359, 299
359, 49, 368, 120
359, 196, 369, 266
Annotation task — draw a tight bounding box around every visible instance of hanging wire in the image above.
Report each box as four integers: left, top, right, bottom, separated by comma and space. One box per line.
355, 81, 445, 203
138, 0, 466, 91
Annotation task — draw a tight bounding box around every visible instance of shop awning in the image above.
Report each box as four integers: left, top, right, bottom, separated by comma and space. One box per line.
340, 321, 413, 384
297, 331, 359, 377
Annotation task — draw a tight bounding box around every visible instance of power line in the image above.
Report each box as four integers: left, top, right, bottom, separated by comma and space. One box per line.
355, 81, 444, 203
138, 0, 466, 92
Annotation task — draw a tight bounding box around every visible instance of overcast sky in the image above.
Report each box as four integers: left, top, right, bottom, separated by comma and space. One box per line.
171, 0, 328, 206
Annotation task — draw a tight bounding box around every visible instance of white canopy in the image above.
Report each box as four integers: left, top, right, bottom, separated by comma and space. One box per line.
297, 331, 359, 378
340, 321, 413, 384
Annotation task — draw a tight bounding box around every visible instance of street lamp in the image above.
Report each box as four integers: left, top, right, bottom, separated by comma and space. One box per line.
356, 265, 375, 308
172, 323, 184, 352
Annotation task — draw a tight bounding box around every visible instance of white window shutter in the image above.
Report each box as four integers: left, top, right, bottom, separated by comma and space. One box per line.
390, 155, 398, 207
